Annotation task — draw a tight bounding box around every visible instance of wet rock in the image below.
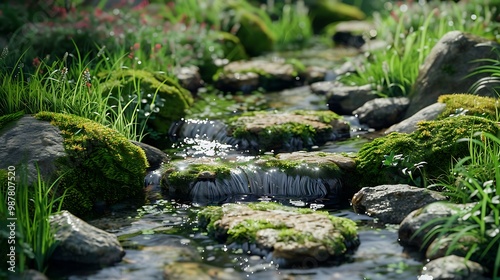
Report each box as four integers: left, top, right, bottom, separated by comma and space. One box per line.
353, 97, 410, 130
405, 31, 500, 118
321, 83, 377, 115
198, 202, 359, 264
163, 262, 242, 280
398, 202, 473, 250
228, 110, 350, 152
275, 151, 356, 170
0, 115, 66, 183
174, 65, 204, 93
421, 255, 489, 280
50, 210, 125, 265
131, 140, 169, 171
351, 184, 447, 224
385, 102, 446, 134
214, 59, 304, 92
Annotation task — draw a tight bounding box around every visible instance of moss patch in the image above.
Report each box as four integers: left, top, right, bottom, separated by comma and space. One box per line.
99, 69, 193, 142
356, 115, 500, 187
34, 111, 148, 216
438, 94, 499, 120
0, 111, 24, 132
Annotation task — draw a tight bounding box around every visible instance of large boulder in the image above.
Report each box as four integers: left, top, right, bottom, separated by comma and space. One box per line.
405, 31, 500, 118
197, 202, 359, 264
420, 255, 489, 280
0, 112, 149, 216
50, 210, 125, 265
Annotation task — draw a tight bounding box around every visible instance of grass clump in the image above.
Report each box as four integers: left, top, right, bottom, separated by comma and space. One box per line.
422, 131, 500, 278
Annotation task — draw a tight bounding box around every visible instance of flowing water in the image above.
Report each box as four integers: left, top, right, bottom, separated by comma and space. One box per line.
50, 48, 426, 279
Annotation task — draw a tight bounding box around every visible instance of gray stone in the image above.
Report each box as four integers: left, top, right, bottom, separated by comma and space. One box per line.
50, 210, 125, 265
385, 102, 447, 134
174, 65, 203, 93
0, 115, 66, 183
421, 255, 490, 280
130, 140, 169, 171
8, 269, 48, 280
351, 184, 447, 224
398, 202, 474, 250
353, 97, 410, 130
405, 31, 500, 118
325, 84, 377, 115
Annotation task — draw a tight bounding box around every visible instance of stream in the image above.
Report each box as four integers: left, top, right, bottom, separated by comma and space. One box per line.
49, 47, 425, 279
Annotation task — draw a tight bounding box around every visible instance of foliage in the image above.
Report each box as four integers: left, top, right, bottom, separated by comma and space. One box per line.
468, 48, 500, 95
356, 116, 500, 187
437, 94, 500, 121
381, 151, 428, 187
340, 1, 500, 97
422, 132, 500, 278
0, 165, 66, 274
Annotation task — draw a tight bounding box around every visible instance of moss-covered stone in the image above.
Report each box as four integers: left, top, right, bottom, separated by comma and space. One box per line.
308, 0, 365, 33
34, 112, 148, 216
437, 94, 499, 121
227, 110, 347, 152
99, 69, 193, 144
197, 202, 358, 262
356, 115, 500, 187
227, 3, 276, 56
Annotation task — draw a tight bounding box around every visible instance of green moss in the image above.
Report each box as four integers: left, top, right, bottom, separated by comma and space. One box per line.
0, 111, 24, 132
165, 163, 232, 196
34, 111, 148, 216
309, 0, 365, 33
228, 219, 288, 243
197, 206, 224, 235
437, 94, 499, 121
356, 115, 500, 187
228, 110, 339, 152
99, 69, 193, 139
246, 201, 316, 214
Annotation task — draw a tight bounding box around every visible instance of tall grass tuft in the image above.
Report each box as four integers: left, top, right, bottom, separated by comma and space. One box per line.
17, 166, 67, 272
422, 131, 500, 278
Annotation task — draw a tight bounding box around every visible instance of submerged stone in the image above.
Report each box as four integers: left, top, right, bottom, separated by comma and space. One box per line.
197, 202, 359, 264
164, 262, 242, 280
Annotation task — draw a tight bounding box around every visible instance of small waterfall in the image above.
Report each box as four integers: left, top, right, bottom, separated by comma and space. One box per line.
173, 165, 342, 206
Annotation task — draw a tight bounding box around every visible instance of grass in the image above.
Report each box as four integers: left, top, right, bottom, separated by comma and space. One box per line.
0, 165, 66, 274
422, 131, 500, 278
340, 1, 500, 97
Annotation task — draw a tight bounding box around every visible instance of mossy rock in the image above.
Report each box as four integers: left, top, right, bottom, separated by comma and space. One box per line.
437, 94, 500, 121
227, 2, 276, 56
356, 115, 500, 187
197, 202, 358, 263
34, 112, 148, 216
308, 0, 365, 33
99, 69, 193, 144
227, 110, 349, 153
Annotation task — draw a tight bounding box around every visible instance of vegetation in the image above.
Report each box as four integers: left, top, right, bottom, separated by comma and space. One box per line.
0, 166, 66, 276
